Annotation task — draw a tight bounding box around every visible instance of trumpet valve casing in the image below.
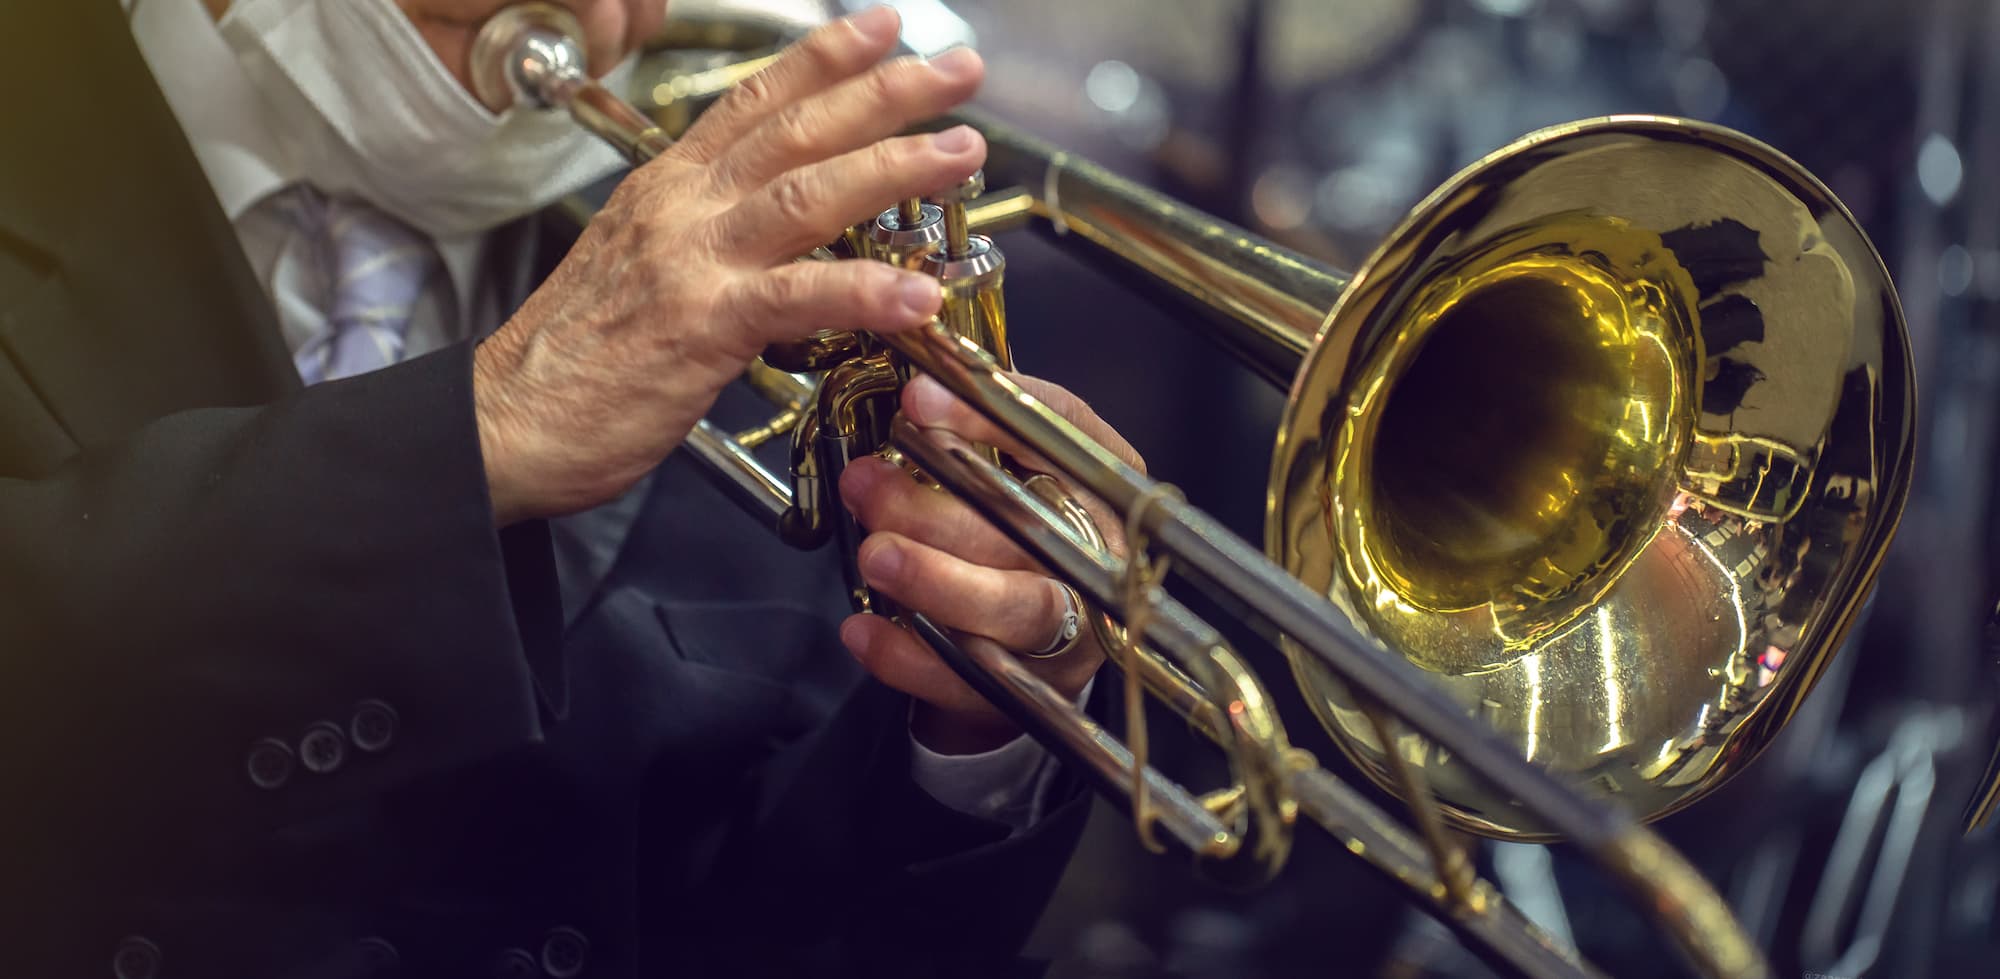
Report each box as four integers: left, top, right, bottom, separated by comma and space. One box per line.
867, 200, 947, 268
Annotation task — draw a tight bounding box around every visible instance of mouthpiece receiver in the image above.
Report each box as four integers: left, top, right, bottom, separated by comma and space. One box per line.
468, 3, 590, 113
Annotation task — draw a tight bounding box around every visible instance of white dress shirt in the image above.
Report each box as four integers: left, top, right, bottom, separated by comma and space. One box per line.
127, 0, 1069, 829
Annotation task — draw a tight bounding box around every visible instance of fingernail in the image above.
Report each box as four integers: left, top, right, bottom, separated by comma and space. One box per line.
928, 46, 980, 82
931, 124, 978, 155
861, 539, 903, 582
906, 374, 953, 424
847, 5, 900, 44
898, 274, 943, 318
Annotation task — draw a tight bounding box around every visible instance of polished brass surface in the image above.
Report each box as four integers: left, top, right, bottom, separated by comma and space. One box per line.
962, 186, 1037, 237
866, 200, 946, 268
762, 329, 866, 373
477, 7, 1928, 975
817, 353, 903, 613
473, 3, 673, 154
1270, 117, 1913, 840
778, 410, 828, 549
734, 360, 814, 450
818, 353, 901, 439
921, 172, 1012, 371
938, 172, 984, 257
922, 236, 1009, 369
959, 110, 1345, 387
742, 357, 814, 405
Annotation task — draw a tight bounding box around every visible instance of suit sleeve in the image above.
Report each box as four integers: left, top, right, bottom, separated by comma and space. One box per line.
667, 676, 1104, 976
0, 342, 563, 883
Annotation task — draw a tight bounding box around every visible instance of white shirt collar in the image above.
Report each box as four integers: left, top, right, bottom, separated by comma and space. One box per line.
129, 0, 488, 322
130, 0, 295, 222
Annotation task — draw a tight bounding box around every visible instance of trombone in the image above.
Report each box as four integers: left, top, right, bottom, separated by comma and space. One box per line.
469, 6, 1915, 978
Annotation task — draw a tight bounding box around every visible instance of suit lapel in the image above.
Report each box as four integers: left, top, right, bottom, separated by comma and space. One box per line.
0, 0, 294, 468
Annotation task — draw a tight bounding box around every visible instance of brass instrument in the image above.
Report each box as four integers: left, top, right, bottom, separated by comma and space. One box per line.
468, 6, 1915, 978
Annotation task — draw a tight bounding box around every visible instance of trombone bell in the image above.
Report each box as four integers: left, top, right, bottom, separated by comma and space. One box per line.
1270, 118, 1913, 840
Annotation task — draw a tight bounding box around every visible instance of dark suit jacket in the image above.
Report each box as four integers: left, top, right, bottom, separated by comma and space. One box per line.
0, 3, 1089, 976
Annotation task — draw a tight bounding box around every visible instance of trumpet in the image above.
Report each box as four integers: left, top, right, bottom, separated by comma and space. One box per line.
469, 6, 1915, 978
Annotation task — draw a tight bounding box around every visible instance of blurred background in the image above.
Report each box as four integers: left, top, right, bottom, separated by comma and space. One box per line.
653, 1, 2000, 975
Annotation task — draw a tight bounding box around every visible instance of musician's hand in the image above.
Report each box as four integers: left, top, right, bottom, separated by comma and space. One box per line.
837, 375, 1141, 755
473, 8, 988, 523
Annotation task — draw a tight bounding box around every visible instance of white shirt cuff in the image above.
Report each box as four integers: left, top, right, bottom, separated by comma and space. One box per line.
908, 676, 1095, 832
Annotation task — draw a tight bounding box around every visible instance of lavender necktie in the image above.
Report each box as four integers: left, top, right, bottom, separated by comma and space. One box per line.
281, 188, 439, 385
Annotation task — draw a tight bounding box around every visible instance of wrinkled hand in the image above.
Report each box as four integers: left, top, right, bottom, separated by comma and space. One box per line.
838, 374, 1143, 755
473, 8, 989, 523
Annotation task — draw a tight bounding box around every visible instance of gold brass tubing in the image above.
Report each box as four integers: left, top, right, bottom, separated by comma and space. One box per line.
818, 354, 901, 438
936, 267, 1009, 371
778, 412, 830, 549
938, 109, 1344, 388
1602, 832, 1768, 979
743, 359, 815, 405
763, 330, 867, 374
937, 628, 1241, 858
943, 200, 973, 258
892, 417, 1301, 886
683, 420, 793, 531
841, 224, 871, 260
1362, 705, 1480, 910
732, 404, 803, 450
1122, 649, 1577, 967
567, 82, 677, 159
734, 362, 815, 450
963, 186, 1036, 236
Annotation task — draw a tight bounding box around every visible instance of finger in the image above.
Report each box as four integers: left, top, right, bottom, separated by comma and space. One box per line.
714, 261, 944, 348
841, 613, 992, 716
622, 0, 668, 56
902, 373, 1146, 473
709, 48, 984, 194
673, 6, 904, 163
857, 532, 1068, 653
572, 0, 637, 81
838, 455, 1037, 571
709, 126, 986, 266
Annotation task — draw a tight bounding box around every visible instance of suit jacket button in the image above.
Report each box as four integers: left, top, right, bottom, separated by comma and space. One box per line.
491, 948, 538, 979
299, 721, 349, 774
541, 926, 589, 978
111, 935, 161, 979
349, 700, 399, 753
355, 936, 400, 977
246, 738, 295, 790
